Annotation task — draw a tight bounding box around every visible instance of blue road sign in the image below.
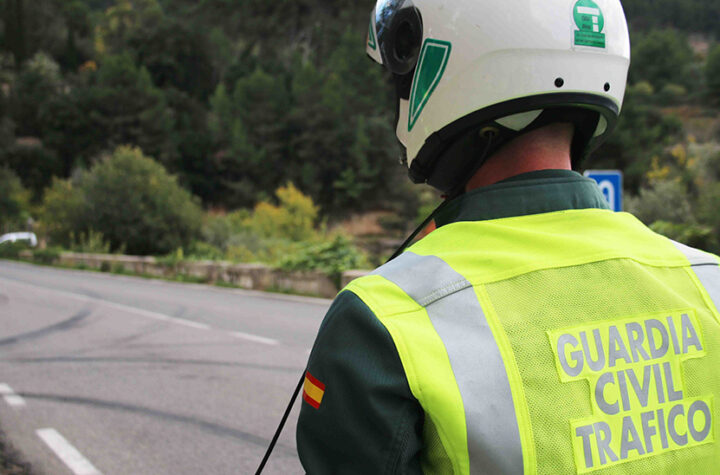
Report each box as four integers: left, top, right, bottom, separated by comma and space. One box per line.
584, 170, 623, 212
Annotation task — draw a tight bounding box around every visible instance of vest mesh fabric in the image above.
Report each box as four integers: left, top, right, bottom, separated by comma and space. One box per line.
485, 259, 720, 474
423, 416, 455, 474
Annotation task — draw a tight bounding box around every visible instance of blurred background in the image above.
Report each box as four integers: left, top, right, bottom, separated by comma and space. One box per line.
1, 0, 720, 270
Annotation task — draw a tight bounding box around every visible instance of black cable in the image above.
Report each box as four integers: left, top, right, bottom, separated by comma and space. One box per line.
255, 372, 305, 475
386, 198, 450, 262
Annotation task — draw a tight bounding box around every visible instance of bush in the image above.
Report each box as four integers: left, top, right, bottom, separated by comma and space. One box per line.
657, 84, 688, 104
0, 242, 30, 259
225, 244, 257, 263
279, 235, 368, 287
626, 180, 694, 225
41, 146, 202, 255
69, 230, 111, 254
40, 177, 85, 247
0, 167, 31, 232
194, 184, 326, 265
630, 81, 655, 97
187, 241, 224, 261
246, 183, 318, 241
200, 210, 249, 250
157, 248, 185, 269
33, 247, 62, 265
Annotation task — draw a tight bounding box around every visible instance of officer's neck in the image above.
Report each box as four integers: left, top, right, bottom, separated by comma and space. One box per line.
465, 123, 573, 191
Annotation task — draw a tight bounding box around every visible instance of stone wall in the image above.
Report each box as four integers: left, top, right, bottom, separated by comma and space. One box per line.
24, 251, 369, 299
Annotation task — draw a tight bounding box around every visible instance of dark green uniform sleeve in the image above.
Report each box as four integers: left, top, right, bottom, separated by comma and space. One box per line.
297, 290, 424, 474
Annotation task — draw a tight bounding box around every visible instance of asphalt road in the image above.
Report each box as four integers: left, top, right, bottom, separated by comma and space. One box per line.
0, 260, 332, 475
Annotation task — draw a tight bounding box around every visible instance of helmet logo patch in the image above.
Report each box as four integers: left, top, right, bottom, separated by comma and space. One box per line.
408, 39, 452, 132
368, 19, 377, 51
573, 0, 606, 49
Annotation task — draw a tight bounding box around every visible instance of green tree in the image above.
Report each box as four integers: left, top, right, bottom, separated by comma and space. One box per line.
333, 116, 400, 211
207, 68, 288, 208
10, 52, 62, 136
233, 67, 289, 174
58, 1, 92, 71
286, 59, 340, 202
42, 146, 202, 255
592, 83, 684, 191
706, 44, 720, 103
624, 0, 720, 37
40, 54, 176, 172
163, 88, 213, 200
95, 0, 164, 56
1, 141, 62, 200
2, 0, 65, 69
285, 30, 403, 214
128, 19, 215, 100
629, 29, 694, 90
208, 83, 233, 147
2, 0, 28, 67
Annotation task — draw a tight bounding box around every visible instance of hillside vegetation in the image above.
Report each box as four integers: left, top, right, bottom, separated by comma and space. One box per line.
1, 0, 720, 261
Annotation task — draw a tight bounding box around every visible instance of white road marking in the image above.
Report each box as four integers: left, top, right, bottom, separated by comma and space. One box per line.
0, 383, 26, 408
0, 277, 280, 345
172, 319, 211, 330
4, 395, 26, 407
230, 331, 279, 346
36, 428, 102, 475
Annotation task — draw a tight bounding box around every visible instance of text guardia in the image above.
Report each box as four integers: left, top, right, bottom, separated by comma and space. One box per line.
548, 310, 712, 472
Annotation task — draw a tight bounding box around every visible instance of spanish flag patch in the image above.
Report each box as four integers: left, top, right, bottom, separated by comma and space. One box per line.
302, 371, 325, 409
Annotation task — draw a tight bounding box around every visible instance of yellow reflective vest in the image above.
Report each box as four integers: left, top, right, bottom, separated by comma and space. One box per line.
345, 209, 720, 474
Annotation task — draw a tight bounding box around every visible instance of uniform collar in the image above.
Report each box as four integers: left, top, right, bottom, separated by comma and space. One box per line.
434, 169, 611, 227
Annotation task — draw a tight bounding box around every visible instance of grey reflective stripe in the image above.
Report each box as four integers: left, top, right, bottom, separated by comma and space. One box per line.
375, 252, 523, 474
370, 252, 471, 306
672, 240, 720, 314
672, 240, 717, 266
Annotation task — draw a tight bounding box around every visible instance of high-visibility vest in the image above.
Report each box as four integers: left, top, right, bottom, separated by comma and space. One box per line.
345, 209, 720, 474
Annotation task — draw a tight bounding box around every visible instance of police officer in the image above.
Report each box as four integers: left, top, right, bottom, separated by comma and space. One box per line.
297, 1, 720, 473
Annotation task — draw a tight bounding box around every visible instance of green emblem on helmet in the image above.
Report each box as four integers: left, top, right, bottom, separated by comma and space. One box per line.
573, 0, 606, 49
368, 20, 377, 50
408, 39, 452, 132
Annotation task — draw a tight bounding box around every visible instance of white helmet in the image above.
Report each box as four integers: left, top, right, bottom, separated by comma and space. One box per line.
367, 0, 631, 195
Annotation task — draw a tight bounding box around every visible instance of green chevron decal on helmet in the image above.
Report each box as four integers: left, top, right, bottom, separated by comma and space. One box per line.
573, 0, 606, 48
368, 19, 377, 50
408, 39, 452, 131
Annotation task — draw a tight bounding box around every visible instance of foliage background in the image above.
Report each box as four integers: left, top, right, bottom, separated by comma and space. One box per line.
1, 0, 720, 267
